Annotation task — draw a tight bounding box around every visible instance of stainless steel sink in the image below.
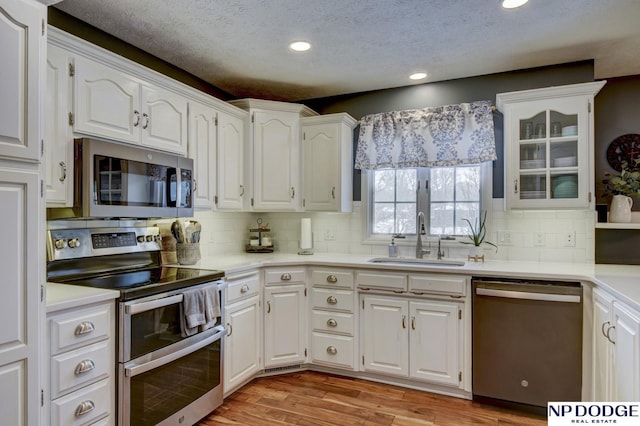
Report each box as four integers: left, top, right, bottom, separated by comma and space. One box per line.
368, 257, 466, 267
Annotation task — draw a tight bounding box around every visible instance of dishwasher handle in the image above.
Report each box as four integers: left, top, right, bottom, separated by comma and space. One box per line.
475, 287, 581, 303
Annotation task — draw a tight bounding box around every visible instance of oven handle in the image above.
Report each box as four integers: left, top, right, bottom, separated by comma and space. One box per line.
125, 325, 226, 378
125, 294, 184, 315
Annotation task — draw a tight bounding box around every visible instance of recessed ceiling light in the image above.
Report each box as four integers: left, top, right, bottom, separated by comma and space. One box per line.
289, 41, 311, 52
409, 72, 427, 80
501, 0, 529, 9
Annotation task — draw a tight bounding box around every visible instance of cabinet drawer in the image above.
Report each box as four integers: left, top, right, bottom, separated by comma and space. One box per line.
264, 268, 306, 285
311, 333, 354, 369
51, 377, 111, 426
311, 310, 354, 335
311, 269, 354, 289
50, 304, 112, 355
51, 340, 112, 399
311, 288, 354, 311
356, 271, 407, 292
225, 274, 260, 304
409, 274, 467, 297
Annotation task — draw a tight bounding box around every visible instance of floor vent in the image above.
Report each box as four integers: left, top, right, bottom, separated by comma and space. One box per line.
263, 365, 302, 374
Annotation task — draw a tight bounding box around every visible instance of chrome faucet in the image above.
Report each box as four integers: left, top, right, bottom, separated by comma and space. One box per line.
416, 212, 430, 258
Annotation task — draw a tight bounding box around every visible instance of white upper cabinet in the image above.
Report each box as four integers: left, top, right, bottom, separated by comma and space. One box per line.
229, 99, 317, 211
45, 44, 73, 206
188, 101, 217, 210
301, 113, 356, 212
216, 110, 245, 210
74, 56, 141, 145
140, 85, 188, 153
0, 0, 44, 162
497, 82, 605, 210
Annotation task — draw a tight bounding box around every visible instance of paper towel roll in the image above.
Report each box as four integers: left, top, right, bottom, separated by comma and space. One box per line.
300, 218, 312, 249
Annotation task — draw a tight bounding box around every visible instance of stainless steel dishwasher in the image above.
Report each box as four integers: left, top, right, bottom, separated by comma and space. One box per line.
472, 278, 583, 413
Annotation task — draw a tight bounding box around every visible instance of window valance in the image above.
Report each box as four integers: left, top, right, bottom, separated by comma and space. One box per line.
354, 100, 497, 170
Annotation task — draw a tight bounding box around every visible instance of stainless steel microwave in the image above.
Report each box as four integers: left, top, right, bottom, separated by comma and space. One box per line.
50, 138, 194, 219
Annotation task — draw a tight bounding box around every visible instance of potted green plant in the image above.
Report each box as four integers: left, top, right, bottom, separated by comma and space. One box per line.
602, 159, 640, 222
460, 210, 497, 258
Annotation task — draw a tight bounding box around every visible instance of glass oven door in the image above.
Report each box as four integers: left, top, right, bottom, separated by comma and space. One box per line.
120, 326, 225, 426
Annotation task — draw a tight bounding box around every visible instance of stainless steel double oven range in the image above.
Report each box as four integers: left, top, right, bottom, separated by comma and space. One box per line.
47, 226, 226, 426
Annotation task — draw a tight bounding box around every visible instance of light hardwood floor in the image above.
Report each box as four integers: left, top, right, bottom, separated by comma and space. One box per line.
198, 371, 547, 425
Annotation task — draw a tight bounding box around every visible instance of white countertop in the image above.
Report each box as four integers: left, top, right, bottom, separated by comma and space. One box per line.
46, 252, 640, 312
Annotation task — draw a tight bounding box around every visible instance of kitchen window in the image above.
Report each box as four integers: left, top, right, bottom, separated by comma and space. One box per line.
365, 163, 490, 239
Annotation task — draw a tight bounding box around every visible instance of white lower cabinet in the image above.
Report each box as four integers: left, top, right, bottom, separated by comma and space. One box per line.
223, 272, 262, 396
362, 295, 463, 388
47, 301, 116, 426
593, 287, 640, 401
263, 269, 307, 368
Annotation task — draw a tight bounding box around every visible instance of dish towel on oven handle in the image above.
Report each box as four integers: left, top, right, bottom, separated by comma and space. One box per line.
180, 283, 221, 337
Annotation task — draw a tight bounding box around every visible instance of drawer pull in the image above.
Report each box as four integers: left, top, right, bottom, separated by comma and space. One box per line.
75, 400, 95, 417
74, 359, 96, 376
326, 346, 338, 355
240, 284, 250, 293
281, 273, 292, 281
326, 275, 338, 283
267, 301, 271, 313
326, 296, 338, 305
74, 321, 95, 336
402, 315, 407, 329
226, 323, 233, 337
326, 318, 338, 327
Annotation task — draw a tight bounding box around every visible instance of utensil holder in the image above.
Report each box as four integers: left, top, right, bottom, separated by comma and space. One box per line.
176, 243, 200, 265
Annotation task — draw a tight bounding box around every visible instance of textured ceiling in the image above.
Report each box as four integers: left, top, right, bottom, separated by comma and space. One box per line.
54, 0, 640, 102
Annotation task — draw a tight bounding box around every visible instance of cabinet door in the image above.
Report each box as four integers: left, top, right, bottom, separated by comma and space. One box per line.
74, 56, 141, 144
141, 85, 188, 154
362, 296, 408, 377
224, 295, 261, 395
252, 110, 299, 211
0, 0, 44, 162
0, 167, 42, 426
592, 288, 614, 401
216, 111, 245, 210
45, 45, 73, 206
409, 300, 460, 387
507, 96, 590, 209
188, 102, 216, 210
303, 122, 338, 211
612, 302, 640, 402
264, 284, 306, 368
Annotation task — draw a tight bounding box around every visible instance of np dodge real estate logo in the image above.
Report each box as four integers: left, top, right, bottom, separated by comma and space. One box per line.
548, 402, 640, 425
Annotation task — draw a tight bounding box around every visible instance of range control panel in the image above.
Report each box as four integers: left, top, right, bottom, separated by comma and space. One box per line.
47, 227, 162, 261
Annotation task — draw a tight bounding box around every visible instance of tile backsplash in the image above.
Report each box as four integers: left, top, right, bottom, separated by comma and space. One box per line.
194, 199, 596, 263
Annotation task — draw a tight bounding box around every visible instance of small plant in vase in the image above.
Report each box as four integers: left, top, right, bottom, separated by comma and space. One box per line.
460, 211, 497, 261
602, 159, 640, 222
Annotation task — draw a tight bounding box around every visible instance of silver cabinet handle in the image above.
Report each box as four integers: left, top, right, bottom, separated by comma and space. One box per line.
411, 316, 416, 330
266, 301, 271, 313
402, 315, 407, 329
74, 321, 95, 336
602, 321, 611, 339
226, 322, 232, 337
606, 324, 616, 345
193, 178, 198, 193
290, 187, 295, 199
142, 112, 149, 129
240, 284, 249, 293
326, 346, 337, 355
514, 179, 518, 194
75, 400, 95, 417
326, 296, 338, 305
331, 186, 336, 199
74, 359, 96, 375
239, 185, 245, 196
133, 110, 140, 127
281, 273, 291, 281
59, 161, 67, 182
326, 318, 338, 327
326, 275, 338, 283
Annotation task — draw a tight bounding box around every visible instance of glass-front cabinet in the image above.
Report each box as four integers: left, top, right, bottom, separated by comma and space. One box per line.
497, 82, 606, 209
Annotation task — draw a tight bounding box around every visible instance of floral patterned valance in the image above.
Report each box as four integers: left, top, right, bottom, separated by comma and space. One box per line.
354, 100, 497, 170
